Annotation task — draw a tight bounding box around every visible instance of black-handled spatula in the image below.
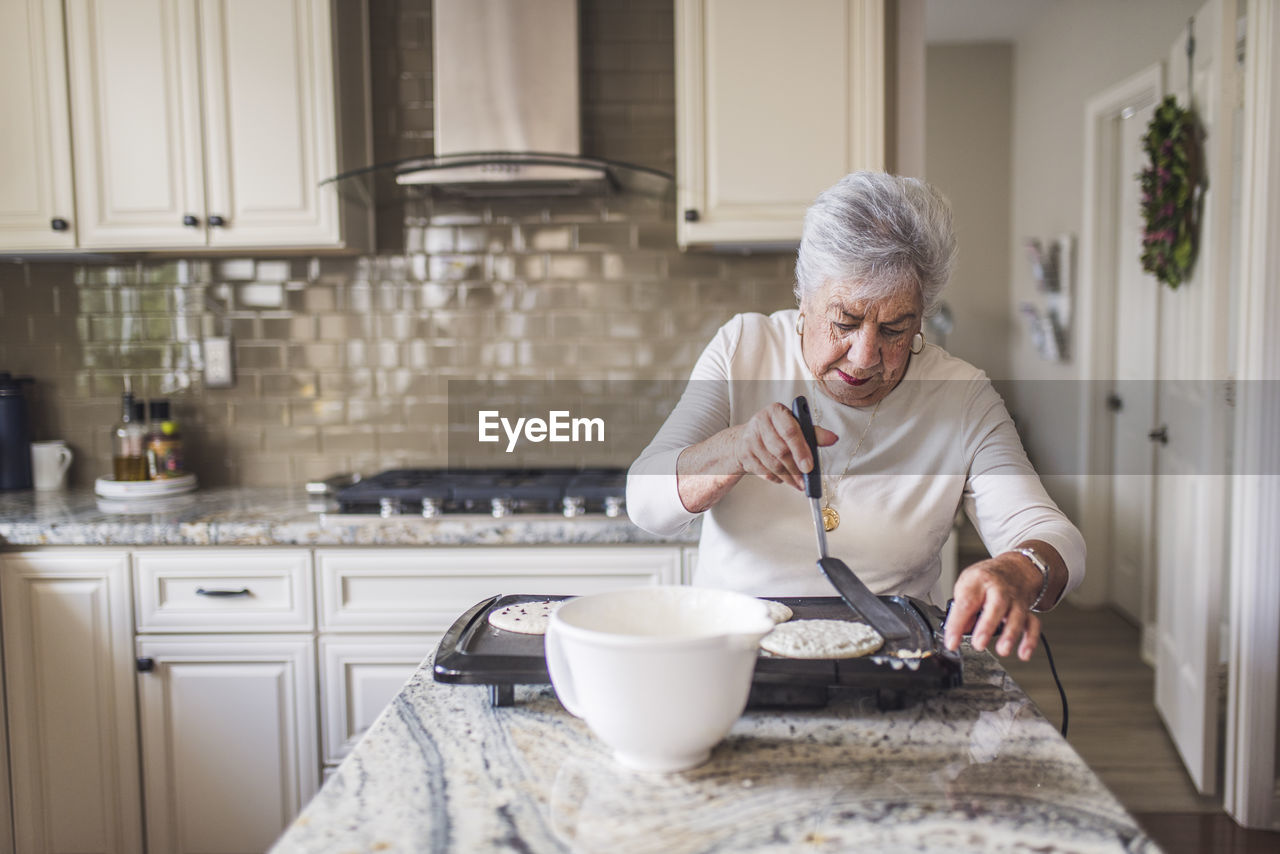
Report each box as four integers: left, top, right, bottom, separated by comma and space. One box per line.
791, 396, 913, 645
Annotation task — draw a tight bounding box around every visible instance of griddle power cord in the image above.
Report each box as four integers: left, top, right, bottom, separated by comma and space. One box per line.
1039, 631, 1068, 737
941, 600, 1069, 737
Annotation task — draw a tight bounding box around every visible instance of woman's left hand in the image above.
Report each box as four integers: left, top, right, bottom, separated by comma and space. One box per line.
943, 553, 1045, 661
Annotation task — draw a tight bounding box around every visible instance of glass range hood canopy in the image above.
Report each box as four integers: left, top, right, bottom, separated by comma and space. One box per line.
321, 151, 673, 201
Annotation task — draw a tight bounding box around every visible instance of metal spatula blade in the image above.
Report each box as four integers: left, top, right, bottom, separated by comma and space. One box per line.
791, 396, 914, 644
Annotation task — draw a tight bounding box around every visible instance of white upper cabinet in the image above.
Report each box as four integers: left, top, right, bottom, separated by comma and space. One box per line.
49, 0, 371, 252
65, 0, 207, 249
0, 0, 77, 250
198, 0, 350, 248
676, 0, 886, 248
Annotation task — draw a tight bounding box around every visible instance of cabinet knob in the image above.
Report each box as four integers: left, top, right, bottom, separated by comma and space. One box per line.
136, 657, 155, 673
51, 217, 69, 232
182, 214, 200, 227
683, 209, 700, 222
208, 215, 226, 227
1148, 425, 1169, 445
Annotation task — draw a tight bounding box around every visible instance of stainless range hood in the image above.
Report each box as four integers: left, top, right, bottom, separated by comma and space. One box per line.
389, 0, 667, 196
322, 0, 671, 199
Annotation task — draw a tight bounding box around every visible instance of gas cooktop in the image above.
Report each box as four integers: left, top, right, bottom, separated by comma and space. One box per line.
333, 468, 628, 519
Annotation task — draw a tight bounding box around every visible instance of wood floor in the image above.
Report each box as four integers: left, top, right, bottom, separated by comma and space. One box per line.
998, 601, 1280, 853
999, 601, 1218, 813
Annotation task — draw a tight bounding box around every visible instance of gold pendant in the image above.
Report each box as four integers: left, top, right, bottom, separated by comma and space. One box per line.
822, 506, 840, 532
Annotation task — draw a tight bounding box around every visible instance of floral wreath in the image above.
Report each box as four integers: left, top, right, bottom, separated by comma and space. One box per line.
1138, 95, 1206, 289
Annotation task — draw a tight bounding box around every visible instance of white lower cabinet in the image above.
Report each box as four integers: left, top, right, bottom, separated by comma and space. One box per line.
0, 543, 688, 852
131, 548, 317, 854
0, 551, 143, 854
682, 547, 699, 584
0, 668, 9, 854
319, 636, 438, 767
315, 546, 685, 774
316, 546, 684, 632
135, 635, 318, 854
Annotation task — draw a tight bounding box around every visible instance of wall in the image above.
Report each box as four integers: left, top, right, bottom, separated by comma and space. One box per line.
924, 42, 1013, 380
0, 0, 797, 488
1003, 0, 1206, 513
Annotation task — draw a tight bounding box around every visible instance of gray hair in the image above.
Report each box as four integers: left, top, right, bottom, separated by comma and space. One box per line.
794, 172, 957, 316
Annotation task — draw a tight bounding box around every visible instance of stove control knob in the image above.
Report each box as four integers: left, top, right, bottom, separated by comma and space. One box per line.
379, 497, 402, 518
562, 495, 586, 518
491, 497, 513, 518
420, 497, 442, 518
604, 495, 625, 518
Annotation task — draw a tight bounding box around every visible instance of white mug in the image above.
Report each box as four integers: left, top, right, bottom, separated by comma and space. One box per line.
31, 440, 73, 490
545, 586, 774, 772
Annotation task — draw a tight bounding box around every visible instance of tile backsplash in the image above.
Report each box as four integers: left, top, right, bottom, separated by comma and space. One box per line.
0, 0, 795, 487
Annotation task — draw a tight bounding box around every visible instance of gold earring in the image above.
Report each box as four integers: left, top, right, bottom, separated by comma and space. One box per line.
910, 331, 925, 354
796, 312, 805, 336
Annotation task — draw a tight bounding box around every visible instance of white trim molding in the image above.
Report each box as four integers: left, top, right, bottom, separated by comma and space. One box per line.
1225, 0, 1280, 831
1074, 62, 1164, 610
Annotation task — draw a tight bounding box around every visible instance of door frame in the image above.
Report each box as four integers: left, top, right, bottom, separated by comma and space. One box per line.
1075, 62, 1164, 656
1225, 0, 1280, 831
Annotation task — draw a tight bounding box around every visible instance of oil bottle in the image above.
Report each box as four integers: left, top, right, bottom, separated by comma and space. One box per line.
112, 391, 148, 481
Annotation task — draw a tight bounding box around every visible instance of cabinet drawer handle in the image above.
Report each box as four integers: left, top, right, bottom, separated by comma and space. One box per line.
51, 217, 69, 231
195, 587, 251, 597
182, 214, 200, 227
208, 214, 226, 227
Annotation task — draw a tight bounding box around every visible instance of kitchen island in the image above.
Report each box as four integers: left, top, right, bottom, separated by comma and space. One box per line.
272, 649, 1154, 853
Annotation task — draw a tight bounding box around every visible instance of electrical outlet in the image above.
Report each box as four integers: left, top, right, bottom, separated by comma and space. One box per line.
204, 336, 235, 388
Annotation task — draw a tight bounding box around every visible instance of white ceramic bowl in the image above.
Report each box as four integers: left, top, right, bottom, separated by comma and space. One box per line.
545, 586, 774, 772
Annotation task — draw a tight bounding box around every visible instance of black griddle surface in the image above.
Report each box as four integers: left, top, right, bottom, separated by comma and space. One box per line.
433, 594, 962, 708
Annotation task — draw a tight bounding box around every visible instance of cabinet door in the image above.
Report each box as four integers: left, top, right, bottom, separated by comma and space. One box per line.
0, 649, 10, 854
676, 0, 886, 246
65, 0, 207, 248
136, 635, 318, 854
0, 552, 143, 854
682, 547, 699, 584
318, 636, 438, 764
0, 0, 77, 250
198, 0, 344, 247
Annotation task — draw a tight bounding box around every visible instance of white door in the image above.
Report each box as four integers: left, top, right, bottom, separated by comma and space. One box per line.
1106, 93, 1161, 634
65, 0, 207, 248
0, 553, 144, 854
1152, 0, 1236, 796
0, 0, 77, 250
136, 635, 319, 854
199, 0, 342, 247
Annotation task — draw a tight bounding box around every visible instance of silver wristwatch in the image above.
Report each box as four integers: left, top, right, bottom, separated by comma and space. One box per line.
1015, 546, 1052, 612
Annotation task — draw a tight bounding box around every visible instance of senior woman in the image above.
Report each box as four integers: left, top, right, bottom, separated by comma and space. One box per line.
627, 171, 1083, 661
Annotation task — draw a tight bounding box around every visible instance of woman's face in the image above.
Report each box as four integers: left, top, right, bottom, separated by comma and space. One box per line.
799, 279, 924, 408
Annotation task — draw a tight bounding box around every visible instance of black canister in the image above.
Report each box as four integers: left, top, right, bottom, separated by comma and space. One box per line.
0, 373, 35, 490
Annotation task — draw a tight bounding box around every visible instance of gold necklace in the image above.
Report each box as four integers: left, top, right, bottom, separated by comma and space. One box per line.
811, 395, 882, 532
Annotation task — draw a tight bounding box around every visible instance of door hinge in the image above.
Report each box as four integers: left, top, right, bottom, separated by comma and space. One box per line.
1225, 378, 1236, 408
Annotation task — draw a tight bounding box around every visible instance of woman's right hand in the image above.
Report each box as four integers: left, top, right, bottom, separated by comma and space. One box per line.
732, 403, 839, 491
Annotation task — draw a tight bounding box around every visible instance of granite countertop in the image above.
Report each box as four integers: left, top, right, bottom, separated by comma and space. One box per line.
0, 488, 697, 547
273, 651, 1154, 853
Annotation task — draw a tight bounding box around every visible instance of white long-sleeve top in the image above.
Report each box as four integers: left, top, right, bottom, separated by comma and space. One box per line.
627, 310, 1085, 603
